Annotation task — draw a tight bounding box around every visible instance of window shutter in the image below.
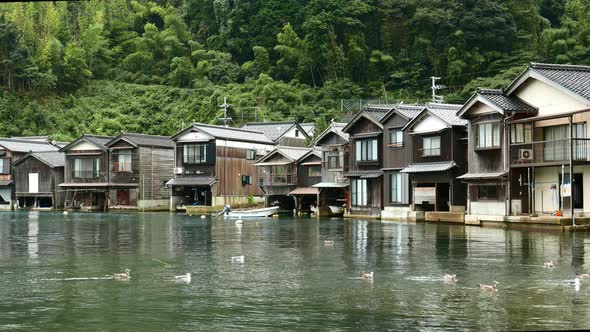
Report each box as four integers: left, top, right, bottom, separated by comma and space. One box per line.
206, 143, 216, 165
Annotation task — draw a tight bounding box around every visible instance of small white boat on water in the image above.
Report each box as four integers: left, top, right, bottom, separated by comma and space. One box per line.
219, 206, 279, 218
329, 205, 345, 216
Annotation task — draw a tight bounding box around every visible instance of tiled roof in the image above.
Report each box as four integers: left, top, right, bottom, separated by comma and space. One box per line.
0, 138, 59, 153
166, 177, 217, 186
289, 187, 319, 195
178, 123, 275, 144
345, 170, 383, 178
425, 103, 467, 126
457, 172, 507, 180
276, 146, 313, 161
300, 123, 315, 135
401, 161, 457, 173
60, 134, 114, 152
364, 109, 390, 123
314, 122, 349, 144
530, 63, 590, 101
242, 121, 309, 141
30, 151, 65, 168
109, 133, 173, 148
395, 105, 425, 119
478, 89, 536, 112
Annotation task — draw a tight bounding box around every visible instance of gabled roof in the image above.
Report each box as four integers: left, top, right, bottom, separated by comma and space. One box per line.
255, 146, 313, 164
458, 88, 537, 118
171, 123, 275, 144
59, 134, 114, 152
341, 107, 391, 133
402, 103, 465, 132
106, 133, 173, 148
300, 123, 315, 136
0, 137, 60, 153
298, 148, 322, 164
12, 151, 65, 168
314, 122, 349, 145
241, 121, 311, 141
506, 63, 590, 104
379, 104, 425, 124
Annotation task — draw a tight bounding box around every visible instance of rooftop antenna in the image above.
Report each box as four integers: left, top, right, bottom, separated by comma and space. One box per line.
431, 76, 445, 103
219, 97, 232, 127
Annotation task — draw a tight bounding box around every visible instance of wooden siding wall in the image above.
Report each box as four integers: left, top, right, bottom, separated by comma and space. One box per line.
382, 113, 413, 169
215, 145, 265, 197
347, 117, 382, 172
64, 152, 109, 183
138, 146, 174, 200
467, 114, 505, 174
411, 130, 453, 164
14, 158, 54, 193
318, 132, 348, 183
109, 147, 140, 184
277, 137, 307, 147
297, 155, 322, 187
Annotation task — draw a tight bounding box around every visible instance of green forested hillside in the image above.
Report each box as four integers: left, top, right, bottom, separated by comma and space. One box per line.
1, 0, 589, 140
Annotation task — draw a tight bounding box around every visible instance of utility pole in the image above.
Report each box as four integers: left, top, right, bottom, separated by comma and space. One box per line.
219, 97, 231, 127
431, 76, 445, 103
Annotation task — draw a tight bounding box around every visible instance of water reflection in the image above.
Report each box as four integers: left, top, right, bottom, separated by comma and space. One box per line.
0, 212, 589, 330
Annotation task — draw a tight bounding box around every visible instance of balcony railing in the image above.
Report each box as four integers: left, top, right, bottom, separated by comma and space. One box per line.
258, 174, 295, 186
511, 138, 590, 165
72, 170, 106, 179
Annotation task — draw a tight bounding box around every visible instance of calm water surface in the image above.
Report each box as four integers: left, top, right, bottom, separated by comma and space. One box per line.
0, 211, 589, 331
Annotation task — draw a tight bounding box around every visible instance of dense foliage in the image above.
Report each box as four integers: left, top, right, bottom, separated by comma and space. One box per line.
0, 0, 589, 140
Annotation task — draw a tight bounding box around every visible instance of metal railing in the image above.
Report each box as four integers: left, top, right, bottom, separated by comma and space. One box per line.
511, 138, 590, 165
258, 174, 295, 186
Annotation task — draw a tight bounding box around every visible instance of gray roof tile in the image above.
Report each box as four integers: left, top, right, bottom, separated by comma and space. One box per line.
0, 138, 59, 153
425, 103, 466, 126
478, 88, 537, 112
401, 161, 457, 173
176, 123, 275, 144
531, 63, 590, 101
242, 121, 310, 141
30, 151, 65, 168
110, 133, 173, 148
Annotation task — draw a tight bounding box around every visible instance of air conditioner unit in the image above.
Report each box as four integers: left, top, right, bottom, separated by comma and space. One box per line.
519, 149, 533, 162
174, 167, 184, 175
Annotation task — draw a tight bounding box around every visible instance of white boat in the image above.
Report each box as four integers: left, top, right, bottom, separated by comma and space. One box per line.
220, 206, 279, 218
329, 205, 345, 216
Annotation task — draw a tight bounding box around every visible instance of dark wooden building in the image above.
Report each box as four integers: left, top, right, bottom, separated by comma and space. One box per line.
400, 103, 467, 216
242, 122, 312, 147
379, 105, 423, 220
105, 133, 174, 210
311, 122, 349, 216
0, 138, 61, 210
13, 151, 65, 210
58, 135, 114, 211
342, 108, 389, 217
254, 146, 316, 211
168, 123, 276, 211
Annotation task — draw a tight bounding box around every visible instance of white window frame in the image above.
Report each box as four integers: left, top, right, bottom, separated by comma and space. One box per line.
183, 144, 207, 164
422, 136, 441, 156
389, 129, 403, 147
355, 139, 378, 161
390, 172, 402, 203
351, 178, 367, 206
476, 123, 501, 148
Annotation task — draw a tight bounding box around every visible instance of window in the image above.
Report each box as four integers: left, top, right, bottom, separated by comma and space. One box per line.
470, 184, 505, 201
511, 123, 532, 143
183, 144, 207, 164
328, 155, 341, 169
246, 149, 256, 160
0, 158, 9, 174
74, 158, 100, 178
389, 129, 403, 147
116, 150, 132, 172
241, 175, 252, 185
476, 123, 501, 148
351, 179, 367, 206
422, 136, 441, 156
355, 139, 378, 161
390, 172, 402, 203
544, 125, 568, 161
574, 123, 587, 160
270, 165, 289, 184
308, 166, 321, 177
295, 129, 300, 137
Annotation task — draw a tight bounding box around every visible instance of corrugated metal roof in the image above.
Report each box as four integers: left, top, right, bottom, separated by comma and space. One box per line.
456, 172, 507, 180
0, 138, 59, 153
312, 182, 349, 188
289, 187, 319, 195
165, 177, 216, 186
401, 161, 457, 173
186, 123, 275, 144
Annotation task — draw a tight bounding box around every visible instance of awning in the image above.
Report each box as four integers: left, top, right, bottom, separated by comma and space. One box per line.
352, 132, 382, 139
312, 182, 349, 188
345, 170, 383, 179
166, 177, 217, 187
289, 187, 319, 195
457, 172, 507, 180
253, 161, 291, 166
58, 183, 140, 188
401, 161, 457, 173
0, 180, 13, 186
300, 161, 322, 166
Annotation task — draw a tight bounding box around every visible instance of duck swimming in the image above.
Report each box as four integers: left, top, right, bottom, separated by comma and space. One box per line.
113, 269, 130, 280
231, 255, 245, 263
175, 273, 191, 283
478, 281, 499, 291
544, 261, 555, 268
323, 240, 334, 246
360, 271, 374, 279
443, 274, 457, 283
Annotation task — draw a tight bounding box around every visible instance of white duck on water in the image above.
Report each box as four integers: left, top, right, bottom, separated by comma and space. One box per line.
232, 255, 245, 263
175, 273, 191, 283
360, 271, 374, 279
478, 281, 499, 291
443, 274, 457, 283
113, 269, 130, 280
544, 261, 555, 268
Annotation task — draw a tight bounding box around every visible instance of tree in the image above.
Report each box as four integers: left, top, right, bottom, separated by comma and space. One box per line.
62, 42, 91, 90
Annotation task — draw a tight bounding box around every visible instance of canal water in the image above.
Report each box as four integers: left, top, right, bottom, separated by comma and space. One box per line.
0, 212, 589, 331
